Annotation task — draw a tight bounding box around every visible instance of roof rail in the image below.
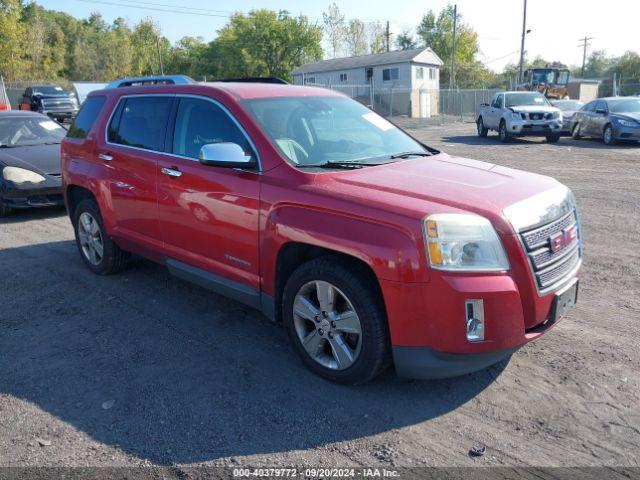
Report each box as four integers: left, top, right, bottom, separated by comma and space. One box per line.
106, 75, 195, 89
217, 77, 289, 85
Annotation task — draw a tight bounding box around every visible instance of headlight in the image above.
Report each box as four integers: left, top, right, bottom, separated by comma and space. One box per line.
503, 185, 574, 232
2, 166, 46, 184
70, 97, 79, 108
510, 112, 521, 120
424, 213, 509, 271
552, 111, 561, 119
616, 118, 637, 127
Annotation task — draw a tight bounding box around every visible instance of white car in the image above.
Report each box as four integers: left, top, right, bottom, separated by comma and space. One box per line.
476, 91, 563, 143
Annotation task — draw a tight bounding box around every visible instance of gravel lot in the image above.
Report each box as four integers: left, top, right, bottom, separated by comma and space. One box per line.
0, 122, 638, 470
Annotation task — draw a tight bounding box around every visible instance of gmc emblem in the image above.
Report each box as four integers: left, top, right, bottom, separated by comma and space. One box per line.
549, 225, 578, 253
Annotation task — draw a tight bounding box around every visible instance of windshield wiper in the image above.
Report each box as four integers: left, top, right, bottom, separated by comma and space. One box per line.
297, 160, 387, 169
389, 151, 432, 159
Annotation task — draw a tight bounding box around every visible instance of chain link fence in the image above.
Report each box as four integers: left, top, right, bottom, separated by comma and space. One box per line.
306, 82, 501, 125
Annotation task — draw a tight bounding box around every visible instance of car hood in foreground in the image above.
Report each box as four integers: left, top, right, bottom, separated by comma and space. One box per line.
0, 143, 62, 175
318, 153, 562, 234
613, 112, 640, 123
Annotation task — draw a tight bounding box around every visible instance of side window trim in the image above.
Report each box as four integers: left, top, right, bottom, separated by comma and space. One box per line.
167, 94, 262, 171
104, 93, 175, 152
104, 93, 261, 171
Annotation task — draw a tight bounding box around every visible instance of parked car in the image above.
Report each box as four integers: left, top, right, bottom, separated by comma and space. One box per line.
0, 111, 66, 216
571, 97, 640, 145
550, 99, 584, 134
476, 91, 563, 143
19, 85, 79, 123
61, 83, 582, 384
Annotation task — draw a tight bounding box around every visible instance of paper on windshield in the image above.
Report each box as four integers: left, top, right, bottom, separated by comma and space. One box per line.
362, 112, 394, 131
40, 120, 60, 131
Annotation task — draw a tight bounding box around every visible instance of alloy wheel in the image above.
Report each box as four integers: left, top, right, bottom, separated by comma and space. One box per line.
78, 212, 104, 266
292, 280, 363, 370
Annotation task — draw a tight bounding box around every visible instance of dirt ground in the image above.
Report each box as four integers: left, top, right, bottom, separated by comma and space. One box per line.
0, 122, 638, 471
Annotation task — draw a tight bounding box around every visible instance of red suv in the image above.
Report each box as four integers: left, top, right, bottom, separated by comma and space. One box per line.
61, 82, 582, 384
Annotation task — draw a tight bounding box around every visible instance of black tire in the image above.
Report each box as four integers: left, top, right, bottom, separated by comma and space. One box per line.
282, 256, 390, 384
498, 120, 511, 143
571, 123, 582, 139
476, 117, 488, 137
546, 134, 560, 143
0, 203, 12, 218
603, 124, 616, 145
56, 117, 65, 124
72, 198, 129, 275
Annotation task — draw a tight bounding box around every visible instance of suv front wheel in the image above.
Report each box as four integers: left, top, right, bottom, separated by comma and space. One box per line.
73, 198, 129, 275
283, 257, 390, 384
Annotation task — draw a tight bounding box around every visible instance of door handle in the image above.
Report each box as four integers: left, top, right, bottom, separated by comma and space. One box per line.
161, 167, 182, 178
98, 153, 113, 162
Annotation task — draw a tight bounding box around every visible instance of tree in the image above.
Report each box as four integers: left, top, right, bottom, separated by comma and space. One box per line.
322, 3, 345, 58
368, 22, 387, 54
0, 0, 27, 82
345, 19, 368, 57
415, 4, 481, 88
209, 10, 322, 81
165, 36, 208, 79
396, 30, 416, 50
131, 19, 161, 76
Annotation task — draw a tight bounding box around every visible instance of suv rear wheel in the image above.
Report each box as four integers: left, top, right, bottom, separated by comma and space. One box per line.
73, 199, 129, 275
283, 257, 390, 384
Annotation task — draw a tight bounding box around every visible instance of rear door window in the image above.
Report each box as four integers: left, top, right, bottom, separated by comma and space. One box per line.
67, 96, 106, 139
108, 96, 173, 151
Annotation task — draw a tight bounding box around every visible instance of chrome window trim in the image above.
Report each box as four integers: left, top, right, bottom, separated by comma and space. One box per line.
104, 93, 262, 172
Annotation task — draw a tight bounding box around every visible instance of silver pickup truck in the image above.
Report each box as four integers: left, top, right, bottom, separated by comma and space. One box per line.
476, 91, 563, 143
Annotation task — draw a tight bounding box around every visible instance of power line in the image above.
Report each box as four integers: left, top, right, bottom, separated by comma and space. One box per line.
72, 0, 230, 17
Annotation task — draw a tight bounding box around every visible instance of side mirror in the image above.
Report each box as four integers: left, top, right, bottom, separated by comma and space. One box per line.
480, 102, 489, 107
198, 142, 255, 168
595, 109, 607, 115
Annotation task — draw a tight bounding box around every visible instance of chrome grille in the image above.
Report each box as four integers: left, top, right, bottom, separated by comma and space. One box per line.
42, 98, 73, 110
519, 210, 581, 292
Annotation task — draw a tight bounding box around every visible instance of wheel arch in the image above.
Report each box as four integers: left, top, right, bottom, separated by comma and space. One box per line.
65, 184, 96, 221
273, 242, 384, 323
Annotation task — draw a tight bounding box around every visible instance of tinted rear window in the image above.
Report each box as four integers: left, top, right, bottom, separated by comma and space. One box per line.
67, 96, 106, 139
108, 96, 172, 151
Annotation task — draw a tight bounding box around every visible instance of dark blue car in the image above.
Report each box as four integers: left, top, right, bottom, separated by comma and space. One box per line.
571, 97, 640, 145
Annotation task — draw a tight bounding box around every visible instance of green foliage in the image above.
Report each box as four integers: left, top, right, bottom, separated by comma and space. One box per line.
208, 10, 322, 81
0, 4, 322, 83
396, 30, 417, 51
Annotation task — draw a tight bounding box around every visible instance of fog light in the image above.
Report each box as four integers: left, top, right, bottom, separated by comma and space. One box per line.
465, 299, 484, 342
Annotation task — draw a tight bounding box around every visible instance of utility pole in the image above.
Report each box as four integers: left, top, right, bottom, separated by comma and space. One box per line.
385, 21, 391, 52
578, 36, 593, 77
156, 36, 164, 76
449, 4, 457, 90
518, 0, 528, 84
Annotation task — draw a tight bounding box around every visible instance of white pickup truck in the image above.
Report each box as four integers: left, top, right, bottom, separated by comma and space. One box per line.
476, 91, 563, 143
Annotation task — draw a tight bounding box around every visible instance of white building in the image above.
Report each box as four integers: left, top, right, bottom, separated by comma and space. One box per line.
291, 48, 443, 117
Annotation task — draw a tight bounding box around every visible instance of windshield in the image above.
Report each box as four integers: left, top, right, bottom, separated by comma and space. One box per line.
32, 85, 67, 96
0, 117, 66, 147
552, 100, 583, 111
531, 69, 555, 85
505, 93, 550, 107
242, 96, 427, 167
609, 99, 640, 113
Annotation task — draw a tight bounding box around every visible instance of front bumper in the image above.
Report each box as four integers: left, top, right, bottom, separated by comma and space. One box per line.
508, 120, 562, 136
393, 345, 519, 379
40, 109, 78, 119
613, 124, 640, 141
1, 179, 64, 209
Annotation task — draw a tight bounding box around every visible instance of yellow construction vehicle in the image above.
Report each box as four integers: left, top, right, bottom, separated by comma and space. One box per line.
518, 67, 571, 99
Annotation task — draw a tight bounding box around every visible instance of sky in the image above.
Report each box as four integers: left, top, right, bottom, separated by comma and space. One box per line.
36, 0, 640, 72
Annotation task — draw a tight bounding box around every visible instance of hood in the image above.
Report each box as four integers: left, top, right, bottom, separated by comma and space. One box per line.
0, 143, 62, 175
509, 105, 559, 114
613, 112, 640, 122
316, 153, 561, 234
